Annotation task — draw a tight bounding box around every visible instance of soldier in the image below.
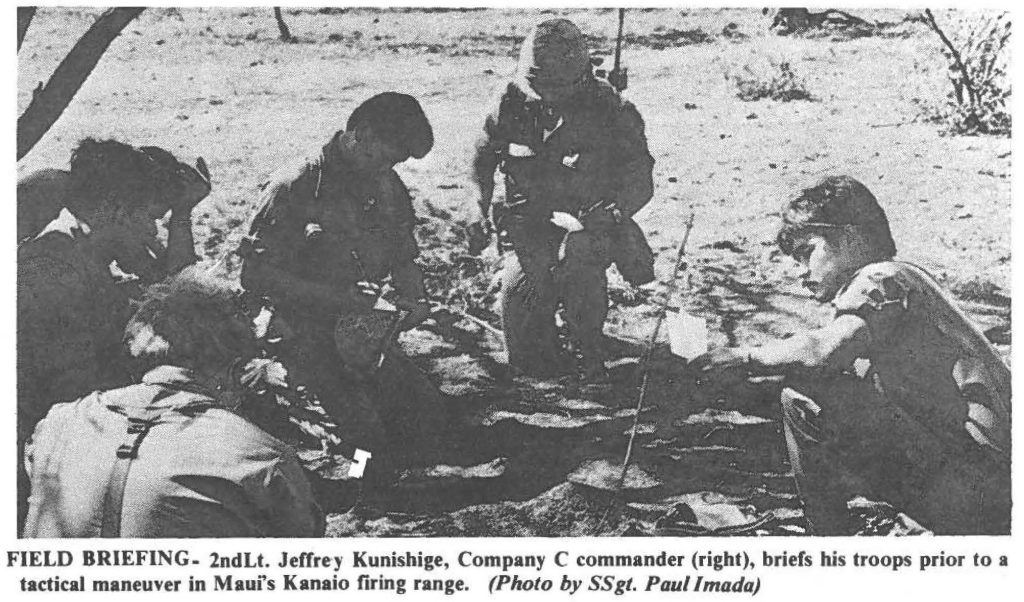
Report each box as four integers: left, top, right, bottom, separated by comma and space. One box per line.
23, 269, 324, 537
468, 18, 656, 380
694, 175, 1010, 535
17, 138, 209, 530
239, 92, 444, 476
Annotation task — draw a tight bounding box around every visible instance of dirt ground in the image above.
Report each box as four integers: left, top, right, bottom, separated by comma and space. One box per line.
17, 7, 1011, 536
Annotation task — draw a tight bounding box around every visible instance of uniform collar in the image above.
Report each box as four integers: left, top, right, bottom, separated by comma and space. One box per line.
141, 364, 197, 387
32, 208, 90, 242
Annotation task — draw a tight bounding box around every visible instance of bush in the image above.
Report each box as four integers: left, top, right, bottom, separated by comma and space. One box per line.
727, 59, 813, 102
414, 201, 500, 319
923, 10, 1011, 136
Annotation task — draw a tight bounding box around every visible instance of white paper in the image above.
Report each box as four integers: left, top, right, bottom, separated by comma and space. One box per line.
550, 211, 584, 232
667, 310, 708, 360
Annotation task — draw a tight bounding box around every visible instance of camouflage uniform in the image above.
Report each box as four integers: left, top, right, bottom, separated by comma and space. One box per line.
240, 136, 443, 465
475, 75, 655, 377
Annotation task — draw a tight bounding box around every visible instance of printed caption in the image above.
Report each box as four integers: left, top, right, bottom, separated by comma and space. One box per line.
4, 547, 1012, 596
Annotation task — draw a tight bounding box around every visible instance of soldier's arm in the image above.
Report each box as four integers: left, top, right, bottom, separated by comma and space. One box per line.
610, 102, 655, 217
140, 161, 210, 282
262, 454, 326, 537
163, 213, 200, 275
388, 182, 430, 328
240, 181, 370, 316
18, 255, 108, 405
392, 261, 427, 303
694, 314, 872, 378
110, 213, 196, 286
747, 314, 872, 375
470, 98, 506, 222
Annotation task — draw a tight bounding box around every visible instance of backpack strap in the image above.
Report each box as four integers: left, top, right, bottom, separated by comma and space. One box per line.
99, 388, 215, 537
101, 413, 157, 538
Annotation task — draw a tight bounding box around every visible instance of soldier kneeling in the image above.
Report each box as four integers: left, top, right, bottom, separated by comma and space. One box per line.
693, 175, 1010, 535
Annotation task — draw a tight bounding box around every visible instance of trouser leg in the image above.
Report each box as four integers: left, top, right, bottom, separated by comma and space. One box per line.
374, 352, 447, 466
499, 254, 566, 376
278, 326, 388, 458
559, 256, 609, 378
610, 218, 655, 286
560, 226, 613, 378
780, 386, 862, 535
781, 376, 1010, 535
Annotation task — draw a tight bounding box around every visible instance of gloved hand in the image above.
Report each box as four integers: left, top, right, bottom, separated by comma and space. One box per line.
394, 297, 432, 331
466, 219, 493, 256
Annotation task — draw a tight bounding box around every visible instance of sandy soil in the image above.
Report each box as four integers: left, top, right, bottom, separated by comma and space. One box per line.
17, 7, 1011, 536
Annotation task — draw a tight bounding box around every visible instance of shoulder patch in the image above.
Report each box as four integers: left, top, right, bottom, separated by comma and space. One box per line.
833, 262, 908, 315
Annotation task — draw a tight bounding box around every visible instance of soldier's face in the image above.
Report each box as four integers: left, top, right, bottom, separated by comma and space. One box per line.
353, 125, 409, 172
530, 77, 578, 106
790, 233, 850, 301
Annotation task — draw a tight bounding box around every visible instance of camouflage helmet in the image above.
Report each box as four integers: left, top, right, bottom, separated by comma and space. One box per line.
515, 18, 592, 100
776, 175, 897, 258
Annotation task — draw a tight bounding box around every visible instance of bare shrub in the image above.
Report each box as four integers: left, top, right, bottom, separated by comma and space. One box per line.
415, 201, 500, 322
922, 10, 1011, 136
727, 59, 813, 102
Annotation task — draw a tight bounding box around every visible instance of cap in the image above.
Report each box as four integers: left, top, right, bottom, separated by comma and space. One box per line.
347, 92, 434, 159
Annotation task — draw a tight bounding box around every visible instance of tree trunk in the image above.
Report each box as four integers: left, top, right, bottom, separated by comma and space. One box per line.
17, 7, 36, 52
17, 7, 145, 161
273, 7, 293, 42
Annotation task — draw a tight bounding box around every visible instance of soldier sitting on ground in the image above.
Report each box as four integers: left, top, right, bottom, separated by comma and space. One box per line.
693, 175, 1010, 535
23, 268, 325, 538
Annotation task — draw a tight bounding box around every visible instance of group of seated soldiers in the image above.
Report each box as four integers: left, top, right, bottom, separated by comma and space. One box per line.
15, 18, 1010, 538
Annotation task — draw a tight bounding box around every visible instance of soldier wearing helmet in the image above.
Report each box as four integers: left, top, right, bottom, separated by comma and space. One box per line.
468, 18, 656, 380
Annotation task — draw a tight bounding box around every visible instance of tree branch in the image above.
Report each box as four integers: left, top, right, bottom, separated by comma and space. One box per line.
273, 7, 293, 42
924, 8, 979, 108
17, 7, 36, 52
17, 7, 145, 161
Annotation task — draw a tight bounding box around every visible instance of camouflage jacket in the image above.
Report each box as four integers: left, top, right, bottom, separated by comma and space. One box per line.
479, 79, 655, 217
240, 138, 424, 319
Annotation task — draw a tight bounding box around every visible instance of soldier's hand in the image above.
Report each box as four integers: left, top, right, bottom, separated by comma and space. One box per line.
395, 297, 432, 331
690, 346, 751, 389
690, 346, 749, 373
168, 157, 213, 215
466, 219, 493, 255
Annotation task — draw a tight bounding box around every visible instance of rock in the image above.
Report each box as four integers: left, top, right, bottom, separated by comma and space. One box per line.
554, 399, 608, 411
674, 409, 772, 427
622, 422, 658, 436
480, 408, 635, 429
397, 457, 507, 483
567, 459, 662, 491
399, 328, 456, 358
427, 353, 494, 396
